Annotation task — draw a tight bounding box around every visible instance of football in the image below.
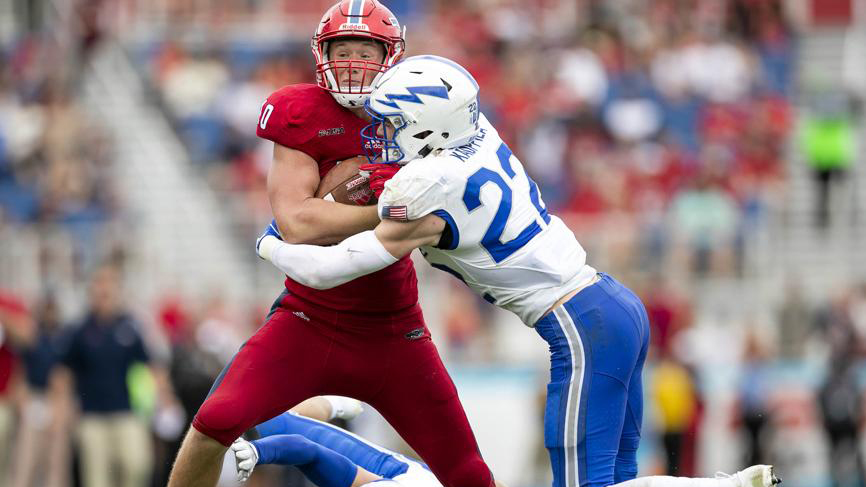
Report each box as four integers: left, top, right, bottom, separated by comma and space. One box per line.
315, 156, 376, 206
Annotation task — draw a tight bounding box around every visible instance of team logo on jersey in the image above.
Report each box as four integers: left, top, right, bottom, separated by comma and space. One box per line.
363, 138, 383, 150
318, 127, 345, 137
381, 205, 408, 221
404, 328, 425, 340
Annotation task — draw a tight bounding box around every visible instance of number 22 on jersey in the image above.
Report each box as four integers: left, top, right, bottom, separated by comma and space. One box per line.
462, 143, 551, 263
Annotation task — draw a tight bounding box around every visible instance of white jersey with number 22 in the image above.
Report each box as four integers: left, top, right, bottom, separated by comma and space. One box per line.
377, 114, 597, 325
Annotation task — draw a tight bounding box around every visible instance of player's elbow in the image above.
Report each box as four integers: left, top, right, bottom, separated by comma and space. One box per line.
303, 275, 334, 290
286, 266, 332, 290
274, 209, 317, 244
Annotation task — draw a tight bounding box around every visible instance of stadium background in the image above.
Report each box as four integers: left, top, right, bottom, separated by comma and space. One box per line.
0, 0, 865, 486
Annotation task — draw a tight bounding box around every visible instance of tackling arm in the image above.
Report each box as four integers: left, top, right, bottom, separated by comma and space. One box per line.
257, 214, 445, 290
268, 143, 380, 245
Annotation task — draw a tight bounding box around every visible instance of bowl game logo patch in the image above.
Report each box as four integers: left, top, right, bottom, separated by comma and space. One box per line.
404, 328, 425, 340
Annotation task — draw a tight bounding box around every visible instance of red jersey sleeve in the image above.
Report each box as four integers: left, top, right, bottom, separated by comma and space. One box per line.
256, 84, 320, 154
252, 86, 419, 314
255, 84, 371, 174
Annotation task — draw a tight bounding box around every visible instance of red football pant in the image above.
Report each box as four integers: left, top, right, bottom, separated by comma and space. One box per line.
193, 292, 493, 487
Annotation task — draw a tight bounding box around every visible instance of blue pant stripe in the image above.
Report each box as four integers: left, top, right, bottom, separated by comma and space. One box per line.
538, 274, 648, 487
553, 308, 576, 487
542, 308, 570, 487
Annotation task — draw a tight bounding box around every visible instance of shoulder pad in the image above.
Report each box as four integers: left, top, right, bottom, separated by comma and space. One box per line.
377, 159, 456, 221
256, 84, 328, 149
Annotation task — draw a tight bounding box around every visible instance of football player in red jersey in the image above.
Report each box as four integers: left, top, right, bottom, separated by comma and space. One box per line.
166, 2, 495, 487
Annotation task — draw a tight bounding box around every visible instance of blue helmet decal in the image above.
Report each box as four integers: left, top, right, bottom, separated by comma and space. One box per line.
347, 0, 364, 22
376, 85, 450, 109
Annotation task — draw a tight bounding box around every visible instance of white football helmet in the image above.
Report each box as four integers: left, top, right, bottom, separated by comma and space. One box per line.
362, 55, 481, 164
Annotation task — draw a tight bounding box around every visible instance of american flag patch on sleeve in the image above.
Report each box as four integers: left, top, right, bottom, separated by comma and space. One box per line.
381, 205, 408, 221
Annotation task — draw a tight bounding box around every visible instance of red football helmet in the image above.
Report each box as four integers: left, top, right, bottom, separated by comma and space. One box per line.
312, 0, 406, 108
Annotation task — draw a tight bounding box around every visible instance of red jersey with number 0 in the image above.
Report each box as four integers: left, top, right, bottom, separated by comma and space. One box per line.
257, 84, 418, 313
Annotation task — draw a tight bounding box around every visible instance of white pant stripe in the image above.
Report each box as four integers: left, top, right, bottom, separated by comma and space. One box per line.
553, 306, 586, 487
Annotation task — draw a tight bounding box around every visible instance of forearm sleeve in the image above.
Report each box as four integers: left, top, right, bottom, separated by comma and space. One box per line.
253, 434, 358, 487
262, 230, 398, 289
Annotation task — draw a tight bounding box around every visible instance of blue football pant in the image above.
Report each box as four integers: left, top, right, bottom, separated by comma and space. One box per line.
535, 274, 650, 487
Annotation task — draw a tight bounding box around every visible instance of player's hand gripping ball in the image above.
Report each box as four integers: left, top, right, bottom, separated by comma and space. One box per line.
315, 156, 377, 206
359, 163, 401, 199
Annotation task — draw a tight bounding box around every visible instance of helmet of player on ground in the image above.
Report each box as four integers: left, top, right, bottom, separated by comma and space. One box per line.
362, 55, 481, 164
312, 0, 406, 108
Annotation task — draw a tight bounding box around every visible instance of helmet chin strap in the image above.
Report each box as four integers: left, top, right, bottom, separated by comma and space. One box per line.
332, 92, 365, 108
327, 70, 383, 108
387, 148, 402, 161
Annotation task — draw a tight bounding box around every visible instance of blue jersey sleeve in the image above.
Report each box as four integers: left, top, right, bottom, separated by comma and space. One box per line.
253, 434, 358, 487
255, 413, 410, 479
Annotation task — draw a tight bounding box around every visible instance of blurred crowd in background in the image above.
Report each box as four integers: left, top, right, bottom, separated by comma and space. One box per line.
141, 0, 796, 280
1, 0, 865, 487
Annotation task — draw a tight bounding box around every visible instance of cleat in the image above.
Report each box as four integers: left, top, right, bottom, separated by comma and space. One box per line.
716, 465, 780, 487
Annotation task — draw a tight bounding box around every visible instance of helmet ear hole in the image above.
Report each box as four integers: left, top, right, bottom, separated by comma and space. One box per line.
441, 132, 450, 139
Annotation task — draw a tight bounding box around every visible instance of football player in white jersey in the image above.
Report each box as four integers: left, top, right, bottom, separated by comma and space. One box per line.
255, 55, 779, 487
232, 395, 775, 487
230, 396, 441, 487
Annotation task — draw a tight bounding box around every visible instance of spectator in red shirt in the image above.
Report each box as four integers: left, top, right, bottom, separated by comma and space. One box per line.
0, 291, 35, 483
